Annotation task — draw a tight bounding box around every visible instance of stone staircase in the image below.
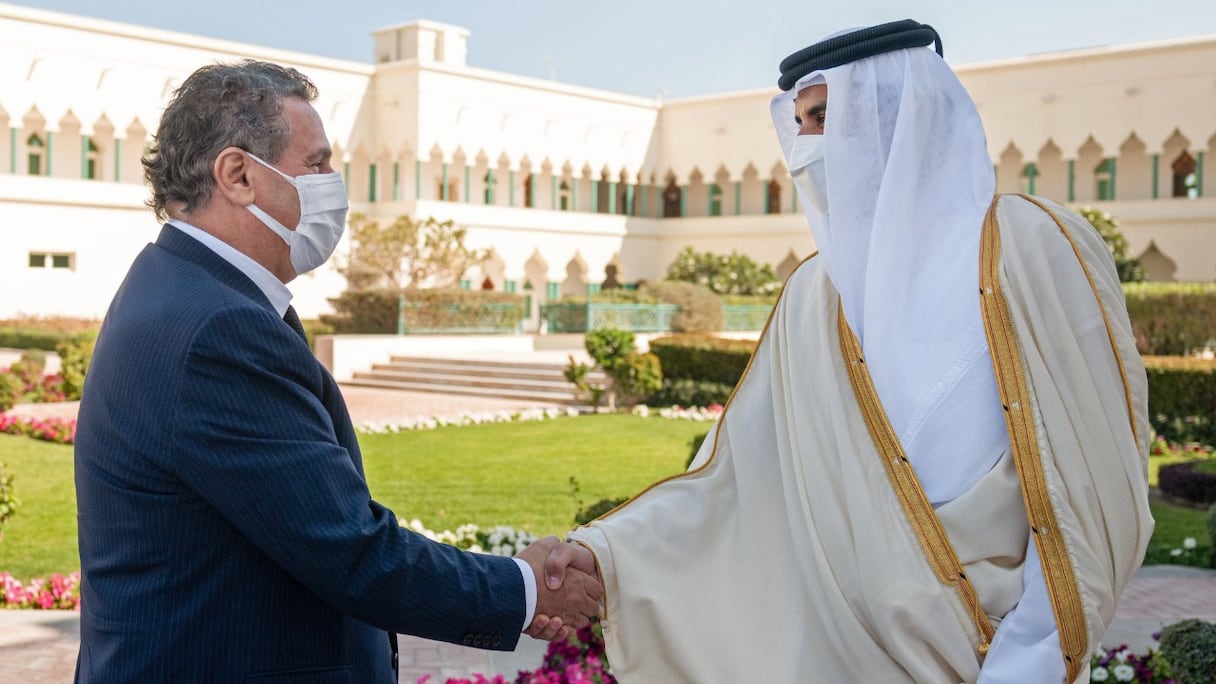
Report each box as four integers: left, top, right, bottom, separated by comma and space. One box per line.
343, 355, 604, 405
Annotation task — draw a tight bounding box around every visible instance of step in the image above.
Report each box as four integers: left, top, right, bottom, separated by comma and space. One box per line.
371, 360, 605, 383
341, 377, 579, 404
351, 369, 577, 392
385, 356, 582, 372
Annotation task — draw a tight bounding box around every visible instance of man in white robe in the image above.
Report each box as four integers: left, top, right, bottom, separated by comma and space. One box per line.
545, 19, 1153, 683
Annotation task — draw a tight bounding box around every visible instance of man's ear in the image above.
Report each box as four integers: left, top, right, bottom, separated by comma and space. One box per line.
213, 147, 254, 207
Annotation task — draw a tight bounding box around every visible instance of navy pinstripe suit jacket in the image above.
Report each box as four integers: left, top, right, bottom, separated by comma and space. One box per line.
74, 226, 524, 683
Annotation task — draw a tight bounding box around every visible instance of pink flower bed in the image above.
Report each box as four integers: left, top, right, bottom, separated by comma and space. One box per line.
0, 414, 75, 444
1, 571, 81, 609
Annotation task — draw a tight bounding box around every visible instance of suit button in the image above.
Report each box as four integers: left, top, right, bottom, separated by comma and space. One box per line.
462, 634, 474, 646
491, 635, 502, 647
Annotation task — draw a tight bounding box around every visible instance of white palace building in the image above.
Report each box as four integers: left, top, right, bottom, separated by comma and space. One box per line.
3, 3, 1215, 321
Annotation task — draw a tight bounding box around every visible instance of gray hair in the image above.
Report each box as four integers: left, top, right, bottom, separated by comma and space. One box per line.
143, 60, 318, 221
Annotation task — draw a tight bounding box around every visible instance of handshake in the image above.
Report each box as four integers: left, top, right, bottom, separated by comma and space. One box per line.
515, 536, 601, 641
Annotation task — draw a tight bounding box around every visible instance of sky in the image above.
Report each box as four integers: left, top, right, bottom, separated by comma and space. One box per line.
13, 0, 1216, 99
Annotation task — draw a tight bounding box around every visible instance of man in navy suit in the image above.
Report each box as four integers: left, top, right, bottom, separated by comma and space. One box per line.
73, 60, 600, 683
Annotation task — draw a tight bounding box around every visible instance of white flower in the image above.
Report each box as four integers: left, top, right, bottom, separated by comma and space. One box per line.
1183, 536, 1197, 550
1113, 663, 1135, 681
1091, 666, 1109, 681
1171, 548, 1183, 556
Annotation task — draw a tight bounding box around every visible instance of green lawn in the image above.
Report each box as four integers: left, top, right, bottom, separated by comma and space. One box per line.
0, 415, 705, 579
1, 419, 1211, 581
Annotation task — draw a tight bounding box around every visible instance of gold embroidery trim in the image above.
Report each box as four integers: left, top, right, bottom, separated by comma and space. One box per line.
979, 196, 1086, 681
837, 304, 995, 657
1014, 194, 1139, 445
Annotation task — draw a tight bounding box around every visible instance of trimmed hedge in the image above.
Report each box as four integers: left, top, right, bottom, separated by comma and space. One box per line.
648, 334, 756, 386
1144, 356, 1216, 447
646, 378, 735, 408
1124, 282, 1216, 356
0, 317, 101, 353
322, 288, 525, 334
1158, 461, 1216, 506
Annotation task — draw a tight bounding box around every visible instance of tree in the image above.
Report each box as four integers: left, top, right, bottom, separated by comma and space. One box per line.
336, 213, 486, 291
665, 246, 780, 296
1074, 206, 1145, 282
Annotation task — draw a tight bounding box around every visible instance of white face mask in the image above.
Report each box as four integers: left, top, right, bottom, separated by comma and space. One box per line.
245, 152, 349, 276
788, 134, 829, 214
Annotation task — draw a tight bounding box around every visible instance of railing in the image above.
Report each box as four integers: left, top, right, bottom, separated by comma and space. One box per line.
540, 302, 680, 333
540, 302, 773, 333
722, 304, 774, 331
397, 300, 524, 334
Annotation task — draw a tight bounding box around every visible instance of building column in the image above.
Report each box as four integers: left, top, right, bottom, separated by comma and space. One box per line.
1067, 160, 1075, 202
441, 163, 449, 201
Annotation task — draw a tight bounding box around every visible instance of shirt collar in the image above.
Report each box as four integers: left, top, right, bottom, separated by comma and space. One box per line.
167, 219, 293, 317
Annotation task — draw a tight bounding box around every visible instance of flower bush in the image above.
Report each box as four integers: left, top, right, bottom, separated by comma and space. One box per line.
401, 520, 537, 557
0, 414, 76, 444
0, 359, 66, 406
417, 622, 615, 684
632, 403, 724, 422
1, 571, 81, 610
1090, 637, 1174, 683
357, 407, 579, 434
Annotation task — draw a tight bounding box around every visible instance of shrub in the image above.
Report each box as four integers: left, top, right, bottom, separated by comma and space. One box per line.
300, 318, 334, 351
569, 329, 662, 408
646, 378, 735, 408
585, 329, 636, 372
56, 332, 97, 401
640, 281, 724, 333
574, 497, 628, 526
1158, 619, 1216, 684
1075, 206, 1144, 283
1207, 503, 1216, 568
321, 289, 397, 333
0, 373, 22, 412
665, 246, 781, 296
648, 334, 756, 385
1158, 461, 1216, 506
686, 431, 709, 470
0, 461, 16, 542
1144, 356, 1216, 447
611, 352, 663, 405
1124, 283, 1216, 356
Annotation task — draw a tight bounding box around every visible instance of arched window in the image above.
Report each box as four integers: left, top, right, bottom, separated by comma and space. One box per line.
1020, 163, 1038, 195
26, 134, 44, 176
85, 138, 100, 180
662, 180, 682, 218
483, 171, 496, 205
1095, 158, 1115, 201
523, 174, 534, 208
766, 180, 782, 214
1172, 151, 1199, 199
436, 179, 457, 202
708, 184, 723, 216
559, 180, 571, 211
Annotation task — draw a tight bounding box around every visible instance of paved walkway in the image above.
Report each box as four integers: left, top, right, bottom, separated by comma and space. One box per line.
3, 382, 1215, 681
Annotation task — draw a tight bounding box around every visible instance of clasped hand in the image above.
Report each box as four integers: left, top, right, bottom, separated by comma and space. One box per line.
515, 536, 601, 641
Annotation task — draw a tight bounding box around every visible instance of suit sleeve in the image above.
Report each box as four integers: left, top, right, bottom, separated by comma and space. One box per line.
167, 305, 525, 649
